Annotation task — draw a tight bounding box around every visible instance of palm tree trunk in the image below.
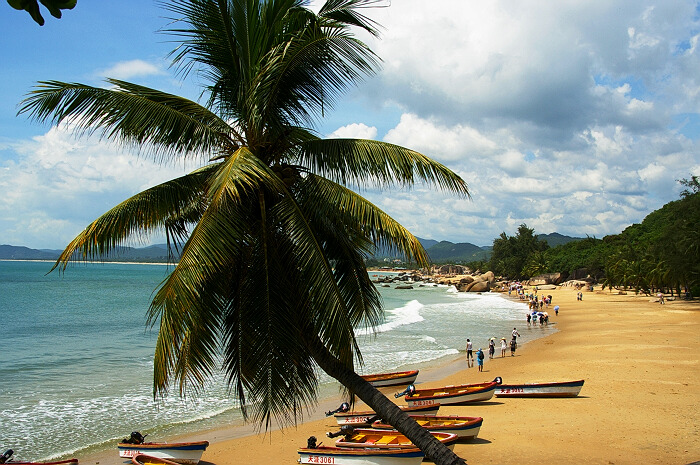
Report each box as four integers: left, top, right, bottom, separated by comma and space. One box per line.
305, 334, 467, 465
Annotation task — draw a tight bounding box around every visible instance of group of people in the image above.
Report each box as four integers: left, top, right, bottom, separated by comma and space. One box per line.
527, 311, 549, 325
466, 328, 521, 371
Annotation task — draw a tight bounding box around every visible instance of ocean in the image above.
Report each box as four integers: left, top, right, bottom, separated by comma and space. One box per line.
0, 260, 549, 461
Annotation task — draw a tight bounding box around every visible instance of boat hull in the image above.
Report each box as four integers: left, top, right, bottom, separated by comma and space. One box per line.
118, 441, 209, 465
360, 370, 419, 387
7, 461, 78, 465
334, 404, 439, 425
404, 381, 499, 406
371, 415, 483, 439
495, 380, 584, 398
298, 447, 424, 465
131, 454, 182, 465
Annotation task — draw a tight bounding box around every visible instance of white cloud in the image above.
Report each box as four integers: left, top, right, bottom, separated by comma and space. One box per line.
328, 123, 377, 139
0, 126, 195, 248
97, 59, 165, 80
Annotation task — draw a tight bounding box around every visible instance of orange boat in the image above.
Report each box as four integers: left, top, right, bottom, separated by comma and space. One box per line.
371, 415, 483, 439
333, 428, 458, 450
361, 370, 419, 387
397, 377, 502, 406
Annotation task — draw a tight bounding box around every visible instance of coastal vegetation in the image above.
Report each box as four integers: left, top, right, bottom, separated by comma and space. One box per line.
485, 177, 700, 297
19, 1, 468, 463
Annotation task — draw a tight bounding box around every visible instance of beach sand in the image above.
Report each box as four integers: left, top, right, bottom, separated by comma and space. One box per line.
86, 286, 700, 465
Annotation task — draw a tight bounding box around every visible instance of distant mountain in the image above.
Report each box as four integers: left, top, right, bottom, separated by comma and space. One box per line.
417, 237, 439, 249
537, 233, 582, 247
0, 245, 61, 260
425, 241, 483, 262
2, 232, 578, 264
0, 244, 178, 262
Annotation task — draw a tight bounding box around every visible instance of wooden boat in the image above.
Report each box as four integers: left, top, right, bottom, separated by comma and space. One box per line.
334, 404, 440, 425
3, 460, 78, 465
118, 441, 209, 465
361, 370, 419, 387
400, 378, 502, 406
495, 379, 585, 398
298, 446, 424, 465
131, 455, 181, 465
333, 428, 458, 451
371, 415, 483, 439
0, 450, 77, 465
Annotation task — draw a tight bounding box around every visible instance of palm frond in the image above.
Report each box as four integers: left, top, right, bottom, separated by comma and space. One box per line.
51, 166, 215, 272
18, 80, 238, 161
296, 138, 471, 195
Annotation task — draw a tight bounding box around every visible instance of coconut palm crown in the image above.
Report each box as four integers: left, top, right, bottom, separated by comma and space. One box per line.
20, 1, 469, 463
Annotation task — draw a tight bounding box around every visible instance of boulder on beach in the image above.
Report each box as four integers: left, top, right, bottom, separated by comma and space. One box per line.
465, 280, 490, 292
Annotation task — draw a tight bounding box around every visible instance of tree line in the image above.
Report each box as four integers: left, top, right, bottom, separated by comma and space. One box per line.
485, 176, 699, 297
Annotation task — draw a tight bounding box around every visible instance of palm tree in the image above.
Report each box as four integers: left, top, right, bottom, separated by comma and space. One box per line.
19, 1, 469, 463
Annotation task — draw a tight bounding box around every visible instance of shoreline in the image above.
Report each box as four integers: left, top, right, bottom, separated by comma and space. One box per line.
78, 286, 699, 465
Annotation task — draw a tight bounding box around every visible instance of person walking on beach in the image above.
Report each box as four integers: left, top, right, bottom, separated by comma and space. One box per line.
512, 327, 520, 341
466, 339, 473, 367
510, 338, 516, 356
500, 337, 507, 357
476, 348, 485, 372
488, 338, 495, 359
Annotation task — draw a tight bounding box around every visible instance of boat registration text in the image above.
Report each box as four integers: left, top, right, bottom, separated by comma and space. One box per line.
498, 388, 524, 394
301, 456, 335, 464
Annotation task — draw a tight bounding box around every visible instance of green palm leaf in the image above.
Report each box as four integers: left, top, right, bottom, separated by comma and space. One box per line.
51, 165, 215, 271
19, 80, 237, 161
297, 138, 471, 194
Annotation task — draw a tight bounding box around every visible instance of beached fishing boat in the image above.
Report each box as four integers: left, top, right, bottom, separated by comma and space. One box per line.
2, 460, 78, 465
0, 450, 77, 465
371, 415, 483, 439
117, 435, 209, 465
333, 428, 458, 450
332, 404, 440, 425
131, 455, 181, 465
495, 379, 585, 398
0, 456, 78, 465
297, 446, 424, 465
360, 370, 419, 387
397, 378, 502, 406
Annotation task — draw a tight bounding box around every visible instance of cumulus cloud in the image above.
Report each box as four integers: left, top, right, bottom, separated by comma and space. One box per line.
96, 59, 165, 80
328, 123, 378, 139
3, 1, 700, 249
315, 0, 700, 244
0, 126, 195, 248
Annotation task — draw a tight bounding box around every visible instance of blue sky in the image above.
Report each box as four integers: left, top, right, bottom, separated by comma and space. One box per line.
1, 0, 699, 249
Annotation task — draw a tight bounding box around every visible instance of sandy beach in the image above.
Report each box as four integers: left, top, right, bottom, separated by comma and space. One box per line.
85, 286, 699, 465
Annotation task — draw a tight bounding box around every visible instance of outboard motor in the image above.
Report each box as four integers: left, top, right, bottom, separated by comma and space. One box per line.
306, 436, 318, 449
394, 384, 416, 398
326, 425, 355, 439
122, 431, 147, 444
1, 450, 14, 464
325, 402, 350, 416
493, 377, 503, 385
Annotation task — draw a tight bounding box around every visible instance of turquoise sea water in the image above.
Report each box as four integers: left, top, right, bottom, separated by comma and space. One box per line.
0, 261, 548, 461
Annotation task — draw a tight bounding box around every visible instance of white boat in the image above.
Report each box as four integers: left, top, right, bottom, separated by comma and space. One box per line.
333, 404, 440, 425
360, 370, 419, 387
118, 440, 209, 465
297, 446, 424, 465
399, 378, 501, 407
495, 379, 584, 397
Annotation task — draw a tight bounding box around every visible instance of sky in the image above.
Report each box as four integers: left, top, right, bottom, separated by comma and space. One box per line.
1, 0, 699, 250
